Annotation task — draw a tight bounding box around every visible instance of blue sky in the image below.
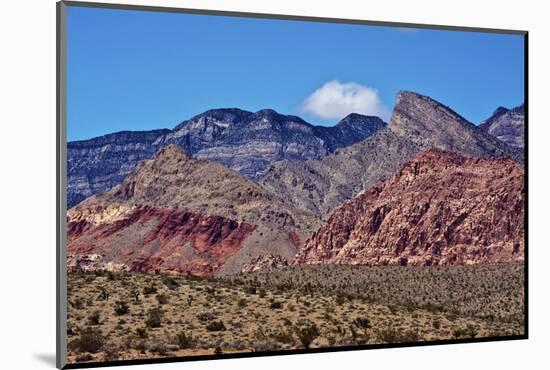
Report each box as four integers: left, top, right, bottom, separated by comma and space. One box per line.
67, 6, 525, 141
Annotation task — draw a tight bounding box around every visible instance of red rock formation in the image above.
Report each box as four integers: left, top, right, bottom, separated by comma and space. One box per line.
68, 205, 255, 275
294, 149, 525, 266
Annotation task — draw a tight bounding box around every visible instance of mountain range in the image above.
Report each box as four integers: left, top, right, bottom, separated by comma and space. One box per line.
260, 91, 523, 218
479, 103, 525, 148
67, 90, 525, 275
67, 109, 385, 208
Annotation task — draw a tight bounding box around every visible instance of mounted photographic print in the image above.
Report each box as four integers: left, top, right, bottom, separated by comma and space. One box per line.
56, 1, 528, 368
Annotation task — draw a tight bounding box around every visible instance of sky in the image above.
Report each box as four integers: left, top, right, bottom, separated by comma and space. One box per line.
67, 6, 525, 141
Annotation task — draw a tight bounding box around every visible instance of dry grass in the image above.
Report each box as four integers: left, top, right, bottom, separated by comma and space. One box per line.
66, 263, 524, 364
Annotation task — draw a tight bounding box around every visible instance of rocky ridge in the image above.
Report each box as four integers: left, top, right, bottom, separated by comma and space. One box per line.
294, 149, 524, 266
260, 91, 523, 218
68, 109, 385, 207
479, 103, 525, 148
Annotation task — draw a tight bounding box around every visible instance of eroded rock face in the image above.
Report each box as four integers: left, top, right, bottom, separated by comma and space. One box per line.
260, 91, 523, 218
68, 145, 321, 275
67, 109, 385, 207
241, 254, 289, 273
479, 104, 525, 148
68, 205, 256, 276
294, 149, 524, 266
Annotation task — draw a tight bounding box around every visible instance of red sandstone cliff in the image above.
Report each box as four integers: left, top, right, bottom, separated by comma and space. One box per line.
294, 149, 524, 266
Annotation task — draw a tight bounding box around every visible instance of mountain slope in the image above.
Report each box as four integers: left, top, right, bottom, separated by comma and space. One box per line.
68, 145, 321, 275
67, 109, 385, 207
260, 91, 523, 218
479, 104, 525, 148
294, 149, 524, 266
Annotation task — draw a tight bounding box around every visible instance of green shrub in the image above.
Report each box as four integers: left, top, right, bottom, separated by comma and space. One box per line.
143, 284, 157, 296
156, 294, 169, 305
145, 308, 163, 328
87, 311, 101, 326
114, 300, 129, 316
296, 322, 319, 349
77, 328, 104, 353
206, 321, 226, 332
176, 332, 195, 349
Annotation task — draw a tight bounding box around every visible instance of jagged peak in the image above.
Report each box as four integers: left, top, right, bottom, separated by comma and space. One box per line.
153, 144, 189, 161
337, 113, 386, 126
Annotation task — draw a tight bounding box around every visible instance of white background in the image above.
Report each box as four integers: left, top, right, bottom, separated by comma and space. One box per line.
1, 0, 548, 369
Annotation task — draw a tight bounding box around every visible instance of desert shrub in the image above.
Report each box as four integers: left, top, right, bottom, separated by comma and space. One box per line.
145, 308, 163, 328
269, 301, 283, 310
259, 288, 266, 298
253, 341, 283, 352
197, 312, 217, 322
149, 343, 169, 356
452, 327, 467, 339
142, 284, 157, 295
296, 322, 319, 349
270, 330, 295, 345
114, 300, 129, 316
136, 327, 148, 339
162, 276, 179, 290
376, 327, 420, 343
156, 294, 169, 305
102, 344, 120, 361
244, 286, 257, 294
71, 298, 84, 310
466, 324, 479, 338
433, 320, 441, 329
176, 332, 195, 349
237, 298, 247, 307
75, 353, 94, 363
87, 311, 101, 326
206, 321, 226, 332
77, 328, 104, 353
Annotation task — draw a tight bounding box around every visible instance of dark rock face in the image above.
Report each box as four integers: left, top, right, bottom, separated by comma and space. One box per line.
67, 129, 170, 208
294, 149, 525, 266
479, 104, 525, 148
260, 91, 524, 218
67, 109, 385, 207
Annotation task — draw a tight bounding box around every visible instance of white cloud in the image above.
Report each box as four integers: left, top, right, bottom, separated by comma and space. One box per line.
301, 80, 391, 122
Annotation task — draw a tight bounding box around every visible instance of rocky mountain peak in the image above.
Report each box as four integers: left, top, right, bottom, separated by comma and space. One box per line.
153, 144, 189, 161
479, 103, 525, 148
390, 90, 523, 161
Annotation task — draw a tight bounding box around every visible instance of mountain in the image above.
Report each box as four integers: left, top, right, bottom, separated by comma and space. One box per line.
479, 104, 525, 148
260, 91, 524, 218
67, 129, 170, 207
294, 149, 524, 266
67, 145, 321, 275
67, 109, 386, 207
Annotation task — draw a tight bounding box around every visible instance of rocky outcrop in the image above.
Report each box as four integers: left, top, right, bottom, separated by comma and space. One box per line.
241, 254, 289, 273
260, 91, 523, 218
67, 109, 385, 207
479, 104, 525, 148
294, 149, 524, 266
68, 205, 256, 275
